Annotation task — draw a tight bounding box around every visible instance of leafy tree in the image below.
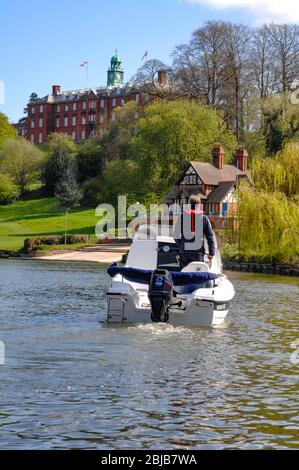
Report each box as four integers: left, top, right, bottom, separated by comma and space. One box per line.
76, 140, 103, 183
238, 185, 299, 263
43, 133, 76, 194
0, 112, 16, 149
0, 173, 19, 204
55, 167, 82, 208
252, 141, 299, 199
99, 160, 137, 207
102, 101, 142, 162
263, 96, 299, 154
0, 138, 44, 195
129, 100, 237, 203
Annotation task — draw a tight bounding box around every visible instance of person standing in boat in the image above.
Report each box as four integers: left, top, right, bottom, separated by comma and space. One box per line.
174, 195, 215, 268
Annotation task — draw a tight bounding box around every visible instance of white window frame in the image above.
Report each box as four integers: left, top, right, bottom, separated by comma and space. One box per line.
72, 116, 76, 126
64, 116, 68, 126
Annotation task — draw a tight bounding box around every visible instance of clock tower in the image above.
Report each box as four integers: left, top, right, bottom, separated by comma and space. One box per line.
107, 50, 124, 88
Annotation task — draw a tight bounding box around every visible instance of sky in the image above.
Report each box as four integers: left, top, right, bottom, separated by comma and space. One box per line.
0, 0, 297, 123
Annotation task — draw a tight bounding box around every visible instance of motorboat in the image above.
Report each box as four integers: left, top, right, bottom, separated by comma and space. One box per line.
106, 224, 235, 327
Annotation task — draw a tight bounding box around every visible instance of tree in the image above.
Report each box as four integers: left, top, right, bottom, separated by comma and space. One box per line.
238, 185, 299, 263
263, 95, 299, 154
252, 141, 299, 199
131, 59, 176, 99
129, 100, 237, 203
173, 21, 227, 105
43, 133, 76, 194
76, 139, 103, 183
268, 23, 299, 93
172, 21, 252, 140
250, 25, 275, 101
0, 174, 19, 204
0, 138, 44, 195
102, 101, 142, 162
0, 112, 16, 149
55, 167, 82, 208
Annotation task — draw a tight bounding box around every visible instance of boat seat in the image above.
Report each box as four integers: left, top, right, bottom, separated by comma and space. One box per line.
181, 262, 210, 273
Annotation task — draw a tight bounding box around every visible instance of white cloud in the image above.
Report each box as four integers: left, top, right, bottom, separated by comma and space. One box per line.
183, 0, 299, 23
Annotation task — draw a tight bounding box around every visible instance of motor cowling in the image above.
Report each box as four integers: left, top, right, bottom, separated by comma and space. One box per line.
148, 269, 174, 323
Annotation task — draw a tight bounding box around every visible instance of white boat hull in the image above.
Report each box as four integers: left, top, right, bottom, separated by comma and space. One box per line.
105, 226, 235, 328
106, 277, 233, 327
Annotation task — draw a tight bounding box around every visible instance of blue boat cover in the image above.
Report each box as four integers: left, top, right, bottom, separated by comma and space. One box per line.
107, 264, 219, 294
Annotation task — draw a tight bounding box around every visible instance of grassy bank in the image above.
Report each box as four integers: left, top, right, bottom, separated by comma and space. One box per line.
0, 197, 98, 251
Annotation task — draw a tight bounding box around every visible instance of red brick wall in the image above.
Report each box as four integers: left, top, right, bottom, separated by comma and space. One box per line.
26, 91, 143, 144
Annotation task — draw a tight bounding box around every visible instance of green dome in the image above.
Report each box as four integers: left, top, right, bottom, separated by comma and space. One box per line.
111, 50, 121, 63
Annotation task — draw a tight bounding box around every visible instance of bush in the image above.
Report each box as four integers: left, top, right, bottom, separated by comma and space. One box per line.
0, 173, 19, 203
24, 234, 90, 252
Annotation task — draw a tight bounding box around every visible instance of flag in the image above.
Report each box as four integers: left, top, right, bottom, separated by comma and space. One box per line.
141, 50, 148, 61
80, 60, 88, 67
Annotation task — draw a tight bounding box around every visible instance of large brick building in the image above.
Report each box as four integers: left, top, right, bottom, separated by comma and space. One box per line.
15, 52, 149, 144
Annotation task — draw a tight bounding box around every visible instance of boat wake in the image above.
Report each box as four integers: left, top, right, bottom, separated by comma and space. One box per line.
129, 323, 194, 336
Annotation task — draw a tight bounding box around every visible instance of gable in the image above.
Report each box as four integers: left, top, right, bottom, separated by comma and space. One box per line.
179, 165, 203, 185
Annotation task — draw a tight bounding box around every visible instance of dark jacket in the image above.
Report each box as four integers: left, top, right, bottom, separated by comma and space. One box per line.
174, 210, 216, 257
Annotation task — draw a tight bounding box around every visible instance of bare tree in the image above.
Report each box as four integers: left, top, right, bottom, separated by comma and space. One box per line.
250, 25, 276, 100
172, 43, 206, 100
220, 23, 252, 141
191, 21, 227, 105
268, 23, 299, 93
131, 59, 177, 99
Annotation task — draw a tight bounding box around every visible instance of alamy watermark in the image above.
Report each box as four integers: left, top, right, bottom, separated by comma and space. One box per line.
0, 341, 5, 365
0, 80, 5, 105
95, 196, 205, 250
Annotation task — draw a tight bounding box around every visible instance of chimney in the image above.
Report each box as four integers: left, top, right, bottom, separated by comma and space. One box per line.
212, 144, 225, 170
52, 85, 61, 96
157, 70, 167, 85
235, 147, 248, 172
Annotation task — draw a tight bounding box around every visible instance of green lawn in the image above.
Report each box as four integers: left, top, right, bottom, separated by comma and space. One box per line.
0, 197, 99, 251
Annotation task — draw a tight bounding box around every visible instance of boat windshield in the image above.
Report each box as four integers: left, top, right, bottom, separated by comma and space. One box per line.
157, 242, 181, 271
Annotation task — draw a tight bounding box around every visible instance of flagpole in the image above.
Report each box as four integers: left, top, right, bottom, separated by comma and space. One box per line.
86, 62, 88, 89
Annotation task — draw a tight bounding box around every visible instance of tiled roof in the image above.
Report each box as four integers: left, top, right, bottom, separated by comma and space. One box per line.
28, 83, 139, 105
206, 182, 235, 203
190, 161, 246, 185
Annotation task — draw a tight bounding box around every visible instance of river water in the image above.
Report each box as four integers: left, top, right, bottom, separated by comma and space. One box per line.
0, 259, 298, 449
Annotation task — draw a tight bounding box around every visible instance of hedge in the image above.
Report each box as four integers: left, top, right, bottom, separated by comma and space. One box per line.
24, 234, 90, 252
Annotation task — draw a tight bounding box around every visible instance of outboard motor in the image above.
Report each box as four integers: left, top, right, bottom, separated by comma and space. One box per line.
148, 269, 174, 323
